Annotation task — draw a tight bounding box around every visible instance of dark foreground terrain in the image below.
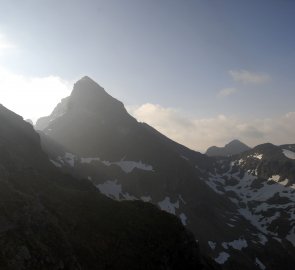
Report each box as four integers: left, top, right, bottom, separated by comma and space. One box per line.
0, 104, 217, 270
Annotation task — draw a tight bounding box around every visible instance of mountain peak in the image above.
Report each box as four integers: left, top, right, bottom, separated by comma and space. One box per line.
206, 139, 251, 157
226, 139, 246, 147
70, 77, 124, 112
36, 77, 129, 134
73, 76, 105, 93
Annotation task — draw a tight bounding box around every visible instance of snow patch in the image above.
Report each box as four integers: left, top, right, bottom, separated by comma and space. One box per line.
64, 152, 76, 167
269, 175, 280, 182
81, 157, 154, 173
253, 153, 263, 160
282, 149, 295, 160
140, 196, 152, 202
255, 258, 266, 270
96, 180, 138, 201
113, 160, 153, 173
158, 197, 179, 215
97, 180, 122, 200
222, 238, 248, 250
208, 241, 216, 250
50, 159, 62, 168
215, 252, 230, 264
179, 213, 187, 225
257, 234, 268, 245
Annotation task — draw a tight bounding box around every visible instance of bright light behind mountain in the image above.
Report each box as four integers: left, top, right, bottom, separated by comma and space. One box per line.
0, 67, 71, 122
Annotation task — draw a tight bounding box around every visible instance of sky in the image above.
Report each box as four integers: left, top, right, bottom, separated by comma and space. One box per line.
0, 0, 294, 152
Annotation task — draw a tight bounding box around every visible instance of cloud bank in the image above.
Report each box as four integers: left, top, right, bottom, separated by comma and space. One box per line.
229, 70, 271, 84
129, 103, 295, 152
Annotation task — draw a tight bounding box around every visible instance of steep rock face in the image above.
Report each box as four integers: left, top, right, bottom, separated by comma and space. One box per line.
37, 77, 295, 270
0, 104, 212, 270
206, 140, 251, 157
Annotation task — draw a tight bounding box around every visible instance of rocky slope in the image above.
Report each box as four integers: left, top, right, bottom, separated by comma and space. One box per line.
0, 104, 214, 270
36, 76, 295, 270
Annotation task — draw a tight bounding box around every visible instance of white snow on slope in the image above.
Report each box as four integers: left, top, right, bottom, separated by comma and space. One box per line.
97, 180, 123, 200
96, 180, 137, 201
158, 197, 179, 215
215, 252, 230, 264
257, 234, 268, 245
112, 160, 153, 173
50, 159, 62, 168
255, 258, 266, 270
208, 241, 216, 250
204, 166, 295, 237
51, 153, 76, 167
283, 149, 295, 160
64, 152, 76, 167
253, 153, 263, 160
268, 175, 280, 182
81, 157, 154, 173
179, 213, 187, 225
222, 238, 248, 250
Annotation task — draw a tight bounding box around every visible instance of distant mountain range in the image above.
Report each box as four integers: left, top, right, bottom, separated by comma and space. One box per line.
34, 76, 295, 270
206, 140, 251, 157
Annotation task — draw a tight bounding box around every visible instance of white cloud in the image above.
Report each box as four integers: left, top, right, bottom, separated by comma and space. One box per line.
129, 103, 295, 152
0, 33, 16, 54
218, 87, 238, 97
0, 66, 72, 122
229, 70, 271, 84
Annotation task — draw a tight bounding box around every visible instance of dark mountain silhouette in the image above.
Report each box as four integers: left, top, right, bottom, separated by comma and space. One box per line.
206, 139, 251, 157
0, 104, 217, 270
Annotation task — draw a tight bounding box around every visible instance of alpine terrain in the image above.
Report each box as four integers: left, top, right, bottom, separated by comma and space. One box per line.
0, 104, 217, 269
36, 76, 295, 270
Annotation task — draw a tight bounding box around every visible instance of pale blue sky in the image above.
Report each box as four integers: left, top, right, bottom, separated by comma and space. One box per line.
0, 0, 294, 150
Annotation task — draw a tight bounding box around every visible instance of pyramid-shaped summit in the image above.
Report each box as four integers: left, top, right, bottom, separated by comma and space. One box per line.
70, 76, 124, 111
36, 76, 127, 131
36, 76, 139, 158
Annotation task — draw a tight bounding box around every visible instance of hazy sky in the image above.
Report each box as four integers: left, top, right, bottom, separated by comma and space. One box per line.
0, 0, 294, 151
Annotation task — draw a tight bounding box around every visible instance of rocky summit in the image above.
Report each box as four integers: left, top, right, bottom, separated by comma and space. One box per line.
206, 139, 251, 157
36, 77, 295, 270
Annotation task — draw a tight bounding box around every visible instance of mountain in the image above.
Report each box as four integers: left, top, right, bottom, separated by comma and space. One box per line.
206, 140, 251, 157
0, 104, 215, 270
36, 76, 295, 270
204, 143, 295, 262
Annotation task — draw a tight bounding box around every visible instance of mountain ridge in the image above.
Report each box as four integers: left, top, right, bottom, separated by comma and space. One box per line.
35, 76, 295, 270
0, 103, 213, 270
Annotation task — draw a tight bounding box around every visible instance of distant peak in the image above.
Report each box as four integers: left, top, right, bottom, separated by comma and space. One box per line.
206, 139, 251, 157
226, 139, 244, 146
75, 76, 102, 88
80, 75, 95, 82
